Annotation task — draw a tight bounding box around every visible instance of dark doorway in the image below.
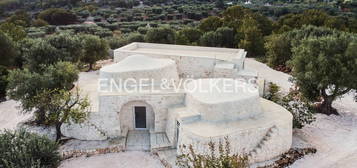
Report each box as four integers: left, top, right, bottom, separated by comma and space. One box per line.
135, 106, 146, 129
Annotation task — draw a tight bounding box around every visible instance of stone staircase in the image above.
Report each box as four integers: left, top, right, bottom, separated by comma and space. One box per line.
248, 125, 278, 159
150, 132, 171, 152
87, 121, 108, 139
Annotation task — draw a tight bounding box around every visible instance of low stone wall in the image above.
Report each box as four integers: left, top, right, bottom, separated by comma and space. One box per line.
60, 145, 125, 160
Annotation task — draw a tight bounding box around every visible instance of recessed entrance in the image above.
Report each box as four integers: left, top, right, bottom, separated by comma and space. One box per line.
134, 106, 147, 129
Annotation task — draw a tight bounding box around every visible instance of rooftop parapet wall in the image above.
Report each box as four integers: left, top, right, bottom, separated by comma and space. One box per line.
114, 43, 247, 78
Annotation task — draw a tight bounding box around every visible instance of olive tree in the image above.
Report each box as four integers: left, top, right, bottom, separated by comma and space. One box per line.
32, 88, 89, 141
80, 34, 109, 70
289, 33, 357, 115
0, 31, 17, 67
7, 62, 79, 124
145, 27, 176, 44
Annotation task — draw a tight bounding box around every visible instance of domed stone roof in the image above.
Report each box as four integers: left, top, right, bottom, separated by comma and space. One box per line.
185, 78, 262, 122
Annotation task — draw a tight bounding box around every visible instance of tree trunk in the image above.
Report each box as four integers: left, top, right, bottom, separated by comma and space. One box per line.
55, 122, 63, 142
318, 96, 339, 115
88, 63, 93, 71
35, 108, 46, 124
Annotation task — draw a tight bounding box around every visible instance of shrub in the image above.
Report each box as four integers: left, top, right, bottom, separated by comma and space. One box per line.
127, 32, 145, 43
137, 27, 149, 34
263, 82, 281, 103
33, 19, 48, 27
38, 8, 77, 25
264, 83, 315, 129
0, 31, 17, 67
105, 36, 128, 49
199, 31, 221, 47
280, 89, 316, 129
177, 137, 249, 168
0, 129, 60, 168
145, 27, 176, 44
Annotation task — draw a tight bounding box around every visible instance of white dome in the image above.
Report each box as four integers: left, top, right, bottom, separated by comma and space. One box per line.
185, 78, 262, 122
100, 54, 176, 73
99, 55, 179, 91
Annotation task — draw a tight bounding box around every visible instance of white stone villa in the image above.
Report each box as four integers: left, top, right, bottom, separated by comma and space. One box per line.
62, 43, 292, 163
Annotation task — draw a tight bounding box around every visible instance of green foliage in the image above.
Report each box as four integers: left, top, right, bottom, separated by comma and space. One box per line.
222, 6, 252, 30
198, 16, 223, 32
38, 8, 77, 25
33, 19, 49, 27
0, 129, 60, 168
265, 25, 337, 67
20, 33, 83, 70
0, 31, 17, 67
280, 89, 316, 129
0, 66, 8, 99
289, 32, 357, 115
137, 27, 149, 34
145, 27, 176, 44
0, 22, 27, 42
126, 32, 145, 43
264, 82, 281, 103
276, 9, 355, 33
177, 137, 249, 168
215, 27, 235, 48
105, 36, 128, 49
45, 33, 83, 63
80, 34, 109, 70
238, 17, 265, 57
200, 31, 221, 47
176, 27, 202, 45
21, 39, 60, 71
265, 33, 291, 67
264, 83, 315, 129
7, 62, 79, 124
33, 88, 89, 141
105, 36, 129, 49
5, 10, 31, 27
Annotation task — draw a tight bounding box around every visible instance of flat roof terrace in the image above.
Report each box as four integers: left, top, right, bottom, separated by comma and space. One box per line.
114, 42, 247, 62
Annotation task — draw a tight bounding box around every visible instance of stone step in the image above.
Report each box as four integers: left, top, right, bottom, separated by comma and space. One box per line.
150, 132, 171, 151
248, 125, 278, 158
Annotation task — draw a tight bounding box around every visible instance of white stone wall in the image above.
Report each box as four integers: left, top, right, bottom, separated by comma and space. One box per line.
177, 98, 293, 163
113, 43, 248, 78
118, 101, 155, 131
98, 92, 185, 136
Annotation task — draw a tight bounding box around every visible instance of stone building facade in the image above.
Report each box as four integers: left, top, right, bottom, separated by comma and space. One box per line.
62, 43, 292, 163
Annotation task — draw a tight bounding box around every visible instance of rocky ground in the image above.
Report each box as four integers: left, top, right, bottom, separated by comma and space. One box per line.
0, 58, 356, 168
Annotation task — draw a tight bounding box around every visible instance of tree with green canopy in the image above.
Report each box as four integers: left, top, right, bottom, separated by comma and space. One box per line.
289, 33, 357, 115
198, 16, 223, 32
145, 27, 176, 44
32, 88, 89, 141
80, 34, 109, 70
7, 62, 79, 124
176, 27, 202, 45
0, 31, 17, 67
238, 17, 265, 57
265, 26, 337, 68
